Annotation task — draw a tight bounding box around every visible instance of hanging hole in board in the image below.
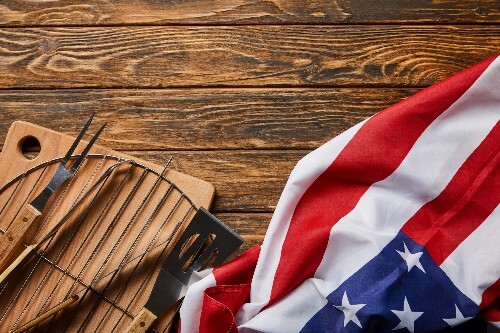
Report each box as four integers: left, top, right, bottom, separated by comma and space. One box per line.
18, 135, 41, 160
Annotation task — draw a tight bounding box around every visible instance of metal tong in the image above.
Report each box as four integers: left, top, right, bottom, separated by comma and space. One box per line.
0, 114, 105, 273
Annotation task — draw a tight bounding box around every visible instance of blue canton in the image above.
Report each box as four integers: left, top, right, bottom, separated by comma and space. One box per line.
301, 232, 483, 332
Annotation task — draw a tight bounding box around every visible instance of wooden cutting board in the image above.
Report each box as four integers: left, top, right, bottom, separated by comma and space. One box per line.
0, 121, 215, 332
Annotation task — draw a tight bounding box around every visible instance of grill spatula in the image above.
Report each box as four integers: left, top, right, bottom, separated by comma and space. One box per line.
124, 208, 243, 333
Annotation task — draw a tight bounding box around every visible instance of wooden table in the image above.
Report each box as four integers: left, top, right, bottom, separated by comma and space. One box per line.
0, 1, 498, 259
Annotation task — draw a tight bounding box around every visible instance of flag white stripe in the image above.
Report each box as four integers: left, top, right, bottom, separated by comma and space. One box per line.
440, 205, 500, 305
235, 119, 367, 325
179, 270, 215, 333
239, 279, 328, 333
239, 57, 500, 332
314, 55, 500, 287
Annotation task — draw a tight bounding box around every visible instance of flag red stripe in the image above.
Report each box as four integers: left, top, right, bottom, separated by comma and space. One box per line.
480, 279, 500, 322
268, 56, 497, 308
199, 246, 260, 333
402, 123, 499, 264
213, 245, 260, 286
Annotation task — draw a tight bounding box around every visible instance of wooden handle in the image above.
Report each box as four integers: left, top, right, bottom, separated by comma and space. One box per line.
0, 244, 35, 285
124, 308, 158, 333
0, 204, 41, 272
9, 295, 79, 333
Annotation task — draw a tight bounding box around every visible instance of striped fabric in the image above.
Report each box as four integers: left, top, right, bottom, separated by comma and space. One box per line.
179, 55, 500, 333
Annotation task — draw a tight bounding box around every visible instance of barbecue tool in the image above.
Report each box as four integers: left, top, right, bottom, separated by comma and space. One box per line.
0, 159, 125, 285
0, 121, 227, 332
4, 158, 173, 332
0, 114, 105, 273
0, 159, 215, 333
125, 207, 244, 333
11, 200, 243, 333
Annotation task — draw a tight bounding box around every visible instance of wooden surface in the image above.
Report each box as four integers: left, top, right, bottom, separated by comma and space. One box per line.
0, 122, 214, 332
0, 26, 498, 88
0, 0, 498, 25
0, 1, 498, 330
0, 204, 41, 273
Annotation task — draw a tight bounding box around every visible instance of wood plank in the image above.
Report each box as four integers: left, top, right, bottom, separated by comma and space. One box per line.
0, 0, 498, 26
0, 26, 497, 88
215, 213, 271, 258
130, 150, 306, 213
0, 143, 303, 212
0, 88, 415, 150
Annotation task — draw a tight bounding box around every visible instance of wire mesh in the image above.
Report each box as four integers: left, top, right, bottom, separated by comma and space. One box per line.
0, 154, 197, 332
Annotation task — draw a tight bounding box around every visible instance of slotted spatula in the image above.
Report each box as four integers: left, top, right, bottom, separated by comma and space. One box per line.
125, 208, 244, 333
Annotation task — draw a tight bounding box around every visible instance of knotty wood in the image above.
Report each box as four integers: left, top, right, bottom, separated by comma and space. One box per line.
0, 121, 214, 332
0, 88, 415, 150
0, 26, 497, 89
0, 0, 497, 26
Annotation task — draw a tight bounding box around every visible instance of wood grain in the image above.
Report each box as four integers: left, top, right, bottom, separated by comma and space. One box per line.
0, 0, 496, 331
0, 119, 304, 211
0, 0, 498, 26
0, 204, 41, 272
215, 213, 270, 256
133, 150, 306, 213
0, 88, 415, 150
124, 308, 157, 333
0, 145, 300, 212
0, 26, 497, 89
10, 295, 79, 333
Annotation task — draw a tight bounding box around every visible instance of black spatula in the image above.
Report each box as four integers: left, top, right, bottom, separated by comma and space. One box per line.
124, 208, 244, 333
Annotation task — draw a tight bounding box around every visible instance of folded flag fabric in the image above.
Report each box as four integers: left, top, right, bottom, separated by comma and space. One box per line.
179, 55, 500, 332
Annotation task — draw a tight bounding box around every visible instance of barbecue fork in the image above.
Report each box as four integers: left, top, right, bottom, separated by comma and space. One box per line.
0, 159, 124, 286
0, 114, 105, 272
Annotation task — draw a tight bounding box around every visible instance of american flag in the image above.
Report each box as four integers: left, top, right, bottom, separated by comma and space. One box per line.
179, 55, 500, 332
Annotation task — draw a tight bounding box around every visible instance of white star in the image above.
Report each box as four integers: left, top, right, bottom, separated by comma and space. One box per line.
397, 242, 426, 273
391, 297, 423, 333
333, 291, 366, 328
443, 304, 473, 326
